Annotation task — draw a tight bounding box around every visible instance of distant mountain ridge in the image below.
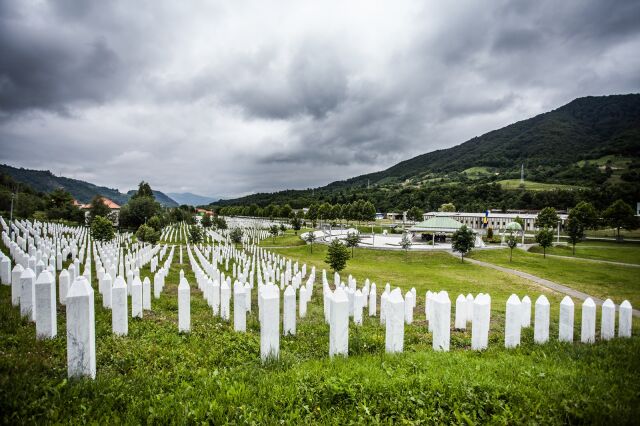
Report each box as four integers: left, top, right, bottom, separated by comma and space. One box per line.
211, 93, 640, 208
167, 192, 217, 206
0, 164, 178, 207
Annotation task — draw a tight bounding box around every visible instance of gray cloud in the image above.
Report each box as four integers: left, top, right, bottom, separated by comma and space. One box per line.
1, 0, 639, 198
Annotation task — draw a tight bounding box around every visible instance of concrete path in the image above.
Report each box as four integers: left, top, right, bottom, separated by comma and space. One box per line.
456, 253, 640, 318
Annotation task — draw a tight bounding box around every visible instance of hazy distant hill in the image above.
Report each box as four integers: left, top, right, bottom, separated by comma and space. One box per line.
0, 164, 178, 207
167, 192, 217, 206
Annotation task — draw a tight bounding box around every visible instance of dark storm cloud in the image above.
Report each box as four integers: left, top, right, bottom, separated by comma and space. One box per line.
0, 0, 639, 197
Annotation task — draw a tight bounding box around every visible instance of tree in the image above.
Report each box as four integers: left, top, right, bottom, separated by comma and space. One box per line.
279, 223, 286, 233
188, 225, 203, 244
147, 215, 163, 232
536, 207, 559, 229
603, 199, 638, 240
506, 232, 518, 262
344, 232, 361, 257
88, 195, 111, 224
215, 216, 228, 230
201, 214, 213, 228
229, 227, 243, 245
305, 231, 316, 253
132, 181, 154, 199
439, 203, 456, 212
91, 215, 114, 242
565, 216, 584, 255
136, 224, 159, 244
325, 239, 349, 272
535, 228, 554, 258
514, 216, 524, 229
290, 216, 302, 234
570, 201, 599, 230
407, 206, 424, 222
451, 225, 474, 262
400, 232, 412, 253
486, 227, 494, 240
280, 204, 293, 219
119, 196, 162, 229
269, 224, 279, 243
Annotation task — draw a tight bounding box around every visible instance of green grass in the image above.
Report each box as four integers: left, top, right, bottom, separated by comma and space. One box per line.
529, 241, 640, 264
585, 227, 640, 239
462, 166, 493, 178
470, 249, 640, 307
2, 240, 640, 423
496, 179, 584, 191
259, 229, 310, 247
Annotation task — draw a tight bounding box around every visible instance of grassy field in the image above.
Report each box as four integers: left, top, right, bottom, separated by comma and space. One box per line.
259, 229, 310, 247
584, 227, 640, 239
529, 241, 640, 264
2, 240, 640, 423
470, 249, 640, 307
496, 179, 584, 191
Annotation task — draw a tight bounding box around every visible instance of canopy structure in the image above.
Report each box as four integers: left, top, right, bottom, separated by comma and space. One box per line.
409, 216, 465, 233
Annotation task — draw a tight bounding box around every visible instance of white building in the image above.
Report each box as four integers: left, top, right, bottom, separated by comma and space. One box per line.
422, 211, 567, 232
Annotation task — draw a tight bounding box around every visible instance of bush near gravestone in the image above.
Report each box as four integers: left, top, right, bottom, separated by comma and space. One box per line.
92, 215, 115, 242
229, 227, 243, 245
603, 199, 638, 241
201, 214, 213, 228
136, 224, 159, 244
188, 225, 203, 243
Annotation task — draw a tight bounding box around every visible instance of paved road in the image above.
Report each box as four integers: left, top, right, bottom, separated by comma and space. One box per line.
455, 253, 640, 318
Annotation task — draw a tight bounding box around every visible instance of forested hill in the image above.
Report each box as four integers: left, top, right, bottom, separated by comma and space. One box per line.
210, 94, 640, 211
341, 93, 640, 187
0, 164, 178, 207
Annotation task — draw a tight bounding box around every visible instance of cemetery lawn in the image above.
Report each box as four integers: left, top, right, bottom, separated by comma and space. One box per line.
2, 242, 640, 423
259, 229, 311, 247
528, 241, 640, 265
470, 249, 640, 307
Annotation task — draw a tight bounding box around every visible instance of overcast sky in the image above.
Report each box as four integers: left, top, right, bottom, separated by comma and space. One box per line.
1, 0, 639, 199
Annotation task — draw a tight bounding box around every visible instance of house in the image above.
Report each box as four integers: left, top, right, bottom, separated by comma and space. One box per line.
422, 210, 568, 232
78, 197, 121, 226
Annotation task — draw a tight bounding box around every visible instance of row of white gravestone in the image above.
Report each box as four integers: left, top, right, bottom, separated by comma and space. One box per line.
505, 294, 633, 347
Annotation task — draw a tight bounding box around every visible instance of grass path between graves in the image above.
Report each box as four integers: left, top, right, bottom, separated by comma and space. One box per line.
1, 240, 640, 423
469, 249, 640, 308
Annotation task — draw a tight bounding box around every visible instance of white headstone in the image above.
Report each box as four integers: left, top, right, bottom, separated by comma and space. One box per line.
220, 280, 231, 321
432, 291, 451, 351
11, 264, 23, 306
601, 298, 615, 341
329, 287, 349, 357
404, 290, 415, 325
20, 268, 36, 321
283, 285, 296, 335
131, 276, 143, 318
112, 276, 128, 336
66, 276, 96, 379
471, 293, 490, 350
178, 278, 191, 332
234, 282, 246, 332
454, 294, 467, 329
353, 289, 363, 325
299, 286, 308, 318
0, 256, 11, 285
534, 295, 550, 344
618, 300, 632, 338
142, 277, 151, 310
505, 294, 521, 348
260, 285, 280, 361
368, 283, 377, 316
102, 273, 112, 309
521, 295, 531, 328
581, 297, 596, 344
212, 280, 220, 316
35, 271, 57, 339
385, 288, 405, 353
559, 296, 574, 342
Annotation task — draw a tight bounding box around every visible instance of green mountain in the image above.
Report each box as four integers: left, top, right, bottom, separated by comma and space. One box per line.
0, 164, 178, 207
211, 94, 640, 212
